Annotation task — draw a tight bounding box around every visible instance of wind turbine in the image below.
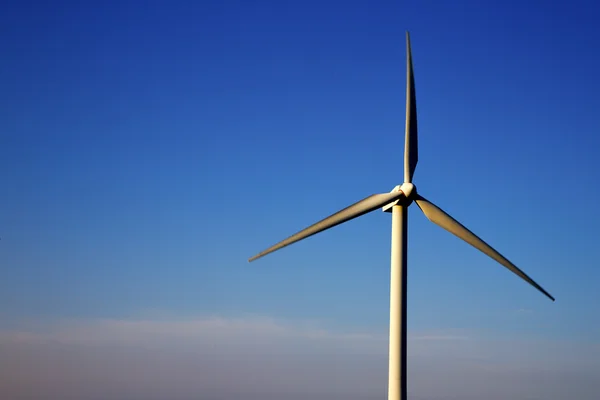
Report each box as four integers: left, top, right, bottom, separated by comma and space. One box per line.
248, 31, 554, 400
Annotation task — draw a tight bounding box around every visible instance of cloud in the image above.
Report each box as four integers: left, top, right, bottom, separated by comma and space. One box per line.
0, 315, 387, 357
410, 334, 469, 341
0, 315, 599, 400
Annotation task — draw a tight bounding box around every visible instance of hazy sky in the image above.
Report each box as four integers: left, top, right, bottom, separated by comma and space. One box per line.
1, 0, 600, 399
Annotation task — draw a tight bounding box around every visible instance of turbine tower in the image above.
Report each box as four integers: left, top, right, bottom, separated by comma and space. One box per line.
248, 31, 554, 400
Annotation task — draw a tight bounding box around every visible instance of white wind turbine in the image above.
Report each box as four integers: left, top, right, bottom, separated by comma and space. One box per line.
248, 31, 554, 400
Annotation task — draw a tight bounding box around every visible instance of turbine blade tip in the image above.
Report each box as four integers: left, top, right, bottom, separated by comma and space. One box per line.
540, 288, 555, 302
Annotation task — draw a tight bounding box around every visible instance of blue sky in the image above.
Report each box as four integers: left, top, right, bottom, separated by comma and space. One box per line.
1, 0, 600, 399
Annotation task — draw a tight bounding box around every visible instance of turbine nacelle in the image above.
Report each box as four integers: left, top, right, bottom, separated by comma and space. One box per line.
382, 182, 416, 212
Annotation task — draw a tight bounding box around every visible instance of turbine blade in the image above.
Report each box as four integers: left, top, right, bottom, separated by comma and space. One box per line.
404, 31, 418, 183
414, 195, 554, 301
249, 191, 405, 262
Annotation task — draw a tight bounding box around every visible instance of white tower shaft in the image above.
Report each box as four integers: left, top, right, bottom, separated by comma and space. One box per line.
388, 205, 408, 400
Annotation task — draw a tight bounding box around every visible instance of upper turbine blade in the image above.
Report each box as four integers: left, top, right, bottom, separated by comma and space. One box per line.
414, 195, 554, 301
249, 191, 405, 262
404, 31, 418, 183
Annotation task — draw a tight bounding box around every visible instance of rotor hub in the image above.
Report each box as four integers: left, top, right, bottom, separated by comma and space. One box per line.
400, 182, 416, 200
